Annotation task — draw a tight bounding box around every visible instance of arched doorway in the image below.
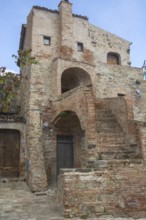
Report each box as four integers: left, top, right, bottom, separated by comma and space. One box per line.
0, 129, 20, 177
54, 111, 84, 177
61, 67, 92, 93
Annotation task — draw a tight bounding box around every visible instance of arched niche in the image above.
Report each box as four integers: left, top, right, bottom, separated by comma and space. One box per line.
61, 67, 92, 93
107, 52, 121, 65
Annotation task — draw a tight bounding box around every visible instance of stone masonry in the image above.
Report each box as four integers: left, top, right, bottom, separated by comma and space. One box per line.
58, 165, 146, 219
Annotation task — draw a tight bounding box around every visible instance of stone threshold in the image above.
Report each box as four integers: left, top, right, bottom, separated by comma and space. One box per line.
0, 176, 26, 183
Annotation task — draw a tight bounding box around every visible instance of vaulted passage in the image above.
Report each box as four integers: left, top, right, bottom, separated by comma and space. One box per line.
61, 67, 92, 93
0, 129, 20, 178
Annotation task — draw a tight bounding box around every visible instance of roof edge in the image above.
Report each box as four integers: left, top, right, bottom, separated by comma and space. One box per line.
33, 5, 88, 20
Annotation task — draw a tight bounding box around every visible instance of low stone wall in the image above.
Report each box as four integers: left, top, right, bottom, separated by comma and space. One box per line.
57, 165, 146, 219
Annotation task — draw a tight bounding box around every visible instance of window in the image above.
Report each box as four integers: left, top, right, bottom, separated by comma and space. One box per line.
77, 42, 84, 52
118, 93, 125, 97
107, 52, 120, 65
43, 36, 51, 45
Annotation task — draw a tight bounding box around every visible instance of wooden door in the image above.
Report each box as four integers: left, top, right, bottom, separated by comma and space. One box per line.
107, 53, 119, 65
57, 135, 74, 176
0, 130, 20, 177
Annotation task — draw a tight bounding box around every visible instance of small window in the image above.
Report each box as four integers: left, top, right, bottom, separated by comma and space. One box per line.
118, 93, 125, 97
107, 52, 120, 65
77, 42, 84, 52
43, 36, 51, 45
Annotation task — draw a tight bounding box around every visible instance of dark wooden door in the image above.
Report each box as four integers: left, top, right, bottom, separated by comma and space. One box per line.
0, 130, 20, 177
107, 53, 119, 65
57, 135, 74, 176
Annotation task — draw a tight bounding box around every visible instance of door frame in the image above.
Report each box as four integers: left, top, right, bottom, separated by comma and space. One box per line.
0, 129, 20, 178
56, 135, 74, 177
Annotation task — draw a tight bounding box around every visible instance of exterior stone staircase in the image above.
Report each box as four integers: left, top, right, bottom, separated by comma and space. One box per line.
96, 109, 141, 160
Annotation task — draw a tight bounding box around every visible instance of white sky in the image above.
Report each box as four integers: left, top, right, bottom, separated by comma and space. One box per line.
0, 0, 146, 72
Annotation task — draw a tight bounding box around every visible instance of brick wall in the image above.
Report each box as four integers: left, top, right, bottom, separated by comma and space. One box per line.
52, 86, 96, 147
58, 165, 146, 218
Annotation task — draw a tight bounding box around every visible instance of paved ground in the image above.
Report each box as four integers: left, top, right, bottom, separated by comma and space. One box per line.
0, 180, 146, 220
0, 180, 62, 220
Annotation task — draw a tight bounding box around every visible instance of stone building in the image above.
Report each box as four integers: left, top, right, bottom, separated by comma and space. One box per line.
1, 0, 146, 217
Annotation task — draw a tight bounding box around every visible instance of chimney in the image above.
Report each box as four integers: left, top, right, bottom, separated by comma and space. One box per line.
58, 0, 73, 50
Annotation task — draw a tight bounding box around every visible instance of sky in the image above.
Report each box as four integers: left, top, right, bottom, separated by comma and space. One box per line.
0, 0, 146, 73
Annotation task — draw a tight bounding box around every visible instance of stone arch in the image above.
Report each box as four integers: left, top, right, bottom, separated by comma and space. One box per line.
53, 110, 82, 129
52, 87, 96, 143
53, 107, 86, 131
49, 88, 97, 183
107, 52, 121, 65
61, 67, 92, 93
46, 110, 86, 182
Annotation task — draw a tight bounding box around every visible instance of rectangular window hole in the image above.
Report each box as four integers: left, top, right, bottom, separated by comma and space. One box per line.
118, 93, 125, 97
77, 42, 84, 52
43, 36, 51, 45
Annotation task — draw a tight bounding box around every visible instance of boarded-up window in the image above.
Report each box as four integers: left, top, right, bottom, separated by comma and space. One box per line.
107, 53, 120, 65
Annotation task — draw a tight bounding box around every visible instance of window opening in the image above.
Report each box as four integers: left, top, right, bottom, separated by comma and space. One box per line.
43, 36, 51, 45
77, 42, 84, 52
107, 52, 120, 65
118, 93, 125, 97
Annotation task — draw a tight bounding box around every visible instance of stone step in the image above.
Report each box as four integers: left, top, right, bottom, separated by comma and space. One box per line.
98, 143, 140, 151
98, 142, 126, 146
0, 177, 26, 183
96, 117, 119, 122
96, 110, 115, 114
100, 151, 141, 160
98, 143, 127, 149
97, 128, 121, 133
97, 132, 125, 138
96, 109, 123, 133
92, 159, 143, 168
97, 137, 126, 144
96, 111, 116, 117
97, 123, 121, 129
96, 116, 116, 121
